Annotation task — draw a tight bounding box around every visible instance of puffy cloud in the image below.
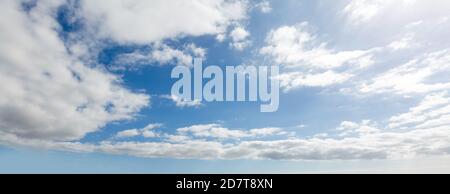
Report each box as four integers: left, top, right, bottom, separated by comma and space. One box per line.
229, 26, 251, 51
0, 0, 149, 141
230, 27, 250, 42
276, 71, 352, 92
2, 119, 449, 160
80, 0, 249, 44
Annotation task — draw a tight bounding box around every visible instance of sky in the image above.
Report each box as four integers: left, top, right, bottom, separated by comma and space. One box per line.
1, 0, 450, 173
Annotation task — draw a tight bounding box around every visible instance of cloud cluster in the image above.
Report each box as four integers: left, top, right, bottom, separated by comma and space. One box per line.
2, 106, 450, 160
0, 0, 149, 141
1, 0, 450, 162
0, 0, 250, 142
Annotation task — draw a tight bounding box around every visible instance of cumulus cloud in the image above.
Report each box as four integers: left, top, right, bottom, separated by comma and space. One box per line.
229, 26, 251, 51
0, 0, 149, 141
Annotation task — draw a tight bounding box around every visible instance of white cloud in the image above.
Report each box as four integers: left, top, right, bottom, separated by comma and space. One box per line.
337, 120, 380, 137
114, 43, 206, 68
216, 34, 226, 42
388, 33, 416, 51
177, 124, 284, 140
261, 23, 373, 70
261, 23, 374, 91
230, 27, 250, 42
343, 0, 417, 24
254, 1, 272, 13
2, 95, 450, 161
343, 0, 388, 24
80, 0, 249, 44
276, 71, 352, 92
2, 0, 450, 162
164, 134, 192, 143
3, 120, 449, 160
389, 92, 450, 129
249, 127, 284, 136
162, 95, 202, 108
0, 0, 149, 141
338, 121, 360, 131
359, 50, 450, 95
116, 129, 140, 138
115, 123, 163, 138
229, 26, 251, 51
177, 124, 247, 139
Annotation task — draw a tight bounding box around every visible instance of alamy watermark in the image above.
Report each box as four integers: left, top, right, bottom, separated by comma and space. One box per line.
171, 58, 280, 112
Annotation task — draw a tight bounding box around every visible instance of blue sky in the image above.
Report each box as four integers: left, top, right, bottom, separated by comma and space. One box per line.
1, 0, 450, 173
